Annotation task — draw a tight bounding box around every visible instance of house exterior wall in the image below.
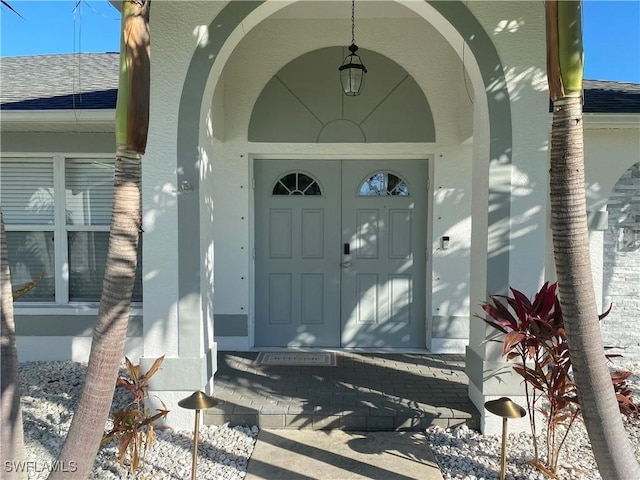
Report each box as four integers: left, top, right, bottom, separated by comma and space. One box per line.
137, 1, 484, 355
603, 163, 640, 361
90, 0, 546, 429
543, 122, 640, 363
142, 0, 548, 431
584, 124, 640, 363
197, 1, 549, 359
1, 132, 114, 154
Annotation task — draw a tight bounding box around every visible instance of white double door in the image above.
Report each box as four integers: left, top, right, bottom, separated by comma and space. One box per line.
254, 159, 427, 348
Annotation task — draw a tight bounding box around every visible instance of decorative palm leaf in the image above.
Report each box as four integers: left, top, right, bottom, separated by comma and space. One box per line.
1, 1, 25, 19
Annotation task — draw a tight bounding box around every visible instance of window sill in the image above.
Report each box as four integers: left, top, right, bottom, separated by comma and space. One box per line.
13, 303, 143, 316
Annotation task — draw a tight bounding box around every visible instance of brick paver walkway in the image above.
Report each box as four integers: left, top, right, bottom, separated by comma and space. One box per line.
204, 352, 480, 431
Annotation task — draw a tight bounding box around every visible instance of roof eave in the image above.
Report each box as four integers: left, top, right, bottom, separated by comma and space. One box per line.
583, 113, 640, 129
108, 0, 122, 12
1, 109, 115, 125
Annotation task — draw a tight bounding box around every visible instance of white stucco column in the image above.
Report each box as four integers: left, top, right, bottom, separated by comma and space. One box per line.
139, 0, 227, 430
463, 1, 549, 434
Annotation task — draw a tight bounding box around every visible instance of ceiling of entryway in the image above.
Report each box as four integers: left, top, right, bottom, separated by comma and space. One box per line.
248, 46, 435, 143
269, 1, 420, 20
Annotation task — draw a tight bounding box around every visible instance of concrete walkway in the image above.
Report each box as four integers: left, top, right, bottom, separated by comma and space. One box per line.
245, 429, 444, 480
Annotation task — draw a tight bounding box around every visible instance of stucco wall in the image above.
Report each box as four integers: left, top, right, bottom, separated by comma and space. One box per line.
462, 0, 549, 433
468, 0, 549, 296
142, 0, 228, 358
583, 125, 640, 362
462, 1, 548, 402
602, 163, 640, 361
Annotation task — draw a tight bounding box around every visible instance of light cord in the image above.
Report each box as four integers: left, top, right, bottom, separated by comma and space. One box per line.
351, 0, 356, 45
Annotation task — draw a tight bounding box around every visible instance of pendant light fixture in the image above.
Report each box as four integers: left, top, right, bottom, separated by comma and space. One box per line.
339, 0, 367, 96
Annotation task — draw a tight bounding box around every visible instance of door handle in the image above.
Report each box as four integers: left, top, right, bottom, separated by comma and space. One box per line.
342, 261, 351, 269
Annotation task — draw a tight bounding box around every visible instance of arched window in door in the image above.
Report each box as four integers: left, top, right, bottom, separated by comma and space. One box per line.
358, 172, 409, 196
272, 172, 322, 196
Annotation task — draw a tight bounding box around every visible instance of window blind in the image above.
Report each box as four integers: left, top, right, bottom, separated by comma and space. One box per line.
65, 159, 115, 226
0, 160, 55, 225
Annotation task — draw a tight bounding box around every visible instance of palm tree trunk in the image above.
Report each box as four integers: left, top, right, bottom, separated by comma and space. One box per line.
546, 1, 640, 477
549, 95, 639, 479
1, 211, 27, 480
49, 1, 150, 478
50, 155, 142, 480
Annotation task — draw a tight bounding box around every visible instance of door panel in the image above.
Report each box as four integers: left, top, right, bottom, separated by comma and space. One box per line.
269, 274, 292, 324
301, 210, 324, 258
269, 210, 292, 258
389, 209, 412, 258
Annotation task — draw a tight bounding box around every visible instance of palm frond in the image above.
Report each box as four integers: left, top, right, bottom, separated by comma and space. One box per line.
1, 1, 24, 19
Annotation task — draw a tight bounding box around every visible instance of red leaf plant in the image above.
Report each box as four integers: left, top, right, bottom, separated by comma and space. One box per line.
101, 356, 169, 473
478, 282, 636, 476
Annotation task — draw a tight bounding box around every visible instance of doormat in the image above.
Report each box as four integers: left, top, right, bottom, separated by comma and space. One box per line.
255, 352, 337, 366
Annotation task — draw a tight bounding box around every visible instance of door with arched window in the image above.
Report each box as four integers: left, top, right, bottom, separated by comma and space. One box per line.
254, 159, 427, 348
341, 160, 427, 347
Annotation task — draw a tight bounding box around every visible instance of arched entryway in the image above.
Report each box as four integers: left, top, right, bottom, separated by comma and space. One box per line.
175, 0, 513, 352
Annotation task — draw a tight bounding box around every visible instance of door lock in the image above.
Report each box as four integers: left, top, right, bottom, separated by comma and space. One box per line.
343, 243, 350, 255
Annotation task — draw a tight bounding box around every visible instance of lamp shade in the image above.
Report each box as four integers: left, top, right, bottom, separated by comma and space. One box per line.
484, 397, 526, 419
339, 44, 367, 96
178, 390, 217, 410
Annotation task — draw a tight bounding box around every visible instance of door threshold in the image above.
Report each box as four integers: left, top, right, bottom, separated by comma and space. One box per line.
250, 346, 433, 354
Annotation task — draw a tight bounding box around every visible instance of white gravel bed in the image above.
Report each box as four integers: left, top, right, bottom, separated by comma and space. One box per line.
19, 361, 257, 480
427, 362, 640, 480
18, 360, 640, 480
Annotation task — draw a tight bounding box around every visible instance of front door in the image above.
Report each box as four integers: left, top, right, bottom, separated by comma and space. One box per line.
254, 159, 427, 348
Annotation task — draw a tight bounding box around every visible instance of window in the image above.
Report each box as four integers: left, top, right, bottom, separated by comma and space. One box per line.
358, 172, 409, 196
272, 172, 322, 196
1, 156, 142, 304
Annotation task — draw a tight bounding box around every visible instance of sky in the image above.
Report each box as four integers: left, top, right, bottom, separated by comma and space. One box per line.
1, 0, 639, 83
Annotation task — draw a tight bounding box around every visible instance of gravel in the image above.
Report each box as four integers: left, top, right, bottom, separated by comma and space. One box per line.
427, 362, 640, 480
18, 360, 640, 480
19, 361, 258, 480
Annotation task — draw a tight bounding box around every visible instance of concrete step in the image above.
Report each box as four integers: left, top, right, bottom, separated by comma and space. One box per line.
204, 402, 478, 430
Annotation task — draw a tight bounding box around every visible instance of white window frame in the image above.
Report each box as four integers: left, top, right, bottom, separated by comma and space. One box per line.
2, 153, 142, 315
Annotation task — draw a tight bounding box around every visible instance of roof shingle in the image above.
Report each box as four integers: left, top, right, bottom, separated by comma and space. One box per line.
1, 53, 639, 114
582, 79, 640, 114
1, 53, 119, 110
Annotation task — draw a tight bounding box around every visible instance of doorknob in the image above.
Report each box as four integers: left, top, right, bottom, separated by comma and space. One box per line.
342, 261, 351, 269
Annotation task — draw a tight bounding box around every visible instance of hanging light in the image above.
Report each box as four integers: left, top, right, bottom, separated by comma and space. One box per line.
339, 0, 367, 96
